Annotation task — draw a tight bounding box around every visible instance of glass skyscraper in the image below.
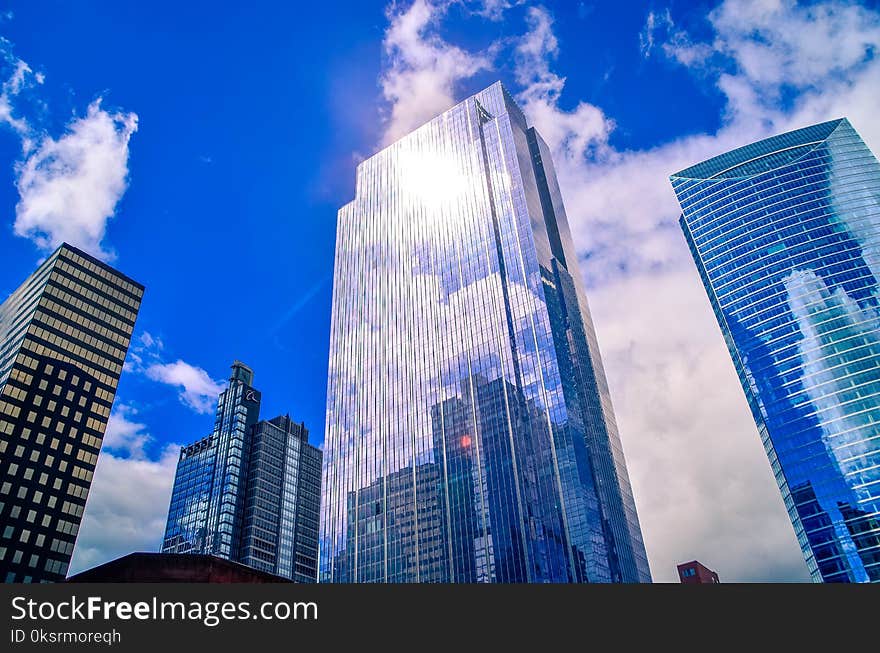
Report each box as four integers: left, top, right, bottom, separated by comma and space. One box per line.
321, 81, 651, 583
162, 362, 322, 582
162, 361, 261, 559
0, 243, 143, 582
671, 118, 880, 583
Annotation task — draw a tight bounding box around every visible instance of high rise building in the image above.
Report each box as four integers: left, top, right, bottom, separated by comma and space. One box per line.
161, 361, 261, 558
161, 362, 322, 582
239, 415, 322, 583
677, 560, 720, 584
320, 81, 651, 583
671, 118, 880, 583
0, 243, 143, 582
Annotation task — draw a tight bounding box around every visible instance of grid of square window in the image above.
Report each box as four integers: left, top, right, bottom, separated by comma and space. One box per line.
0, 243, 143, 583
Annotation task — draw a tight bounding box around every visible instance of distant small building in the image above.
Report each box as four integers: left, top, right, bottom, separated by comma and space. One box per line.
677, 560, 720, 584
66, 552, 290, 583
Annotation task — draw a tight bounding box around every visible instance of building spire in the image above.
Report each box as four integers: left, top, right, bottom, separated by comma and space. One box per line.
229, 360, 254, 386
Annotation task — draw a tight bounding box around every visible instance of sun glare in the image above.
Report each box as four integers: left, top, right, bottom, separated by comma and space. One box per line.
399, 148, 471, 210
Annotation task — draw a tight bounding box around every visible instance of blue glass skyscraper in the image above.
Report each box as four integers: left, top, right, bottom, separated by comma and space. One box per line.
671, 119, 880, 583
320, 82, 651, 583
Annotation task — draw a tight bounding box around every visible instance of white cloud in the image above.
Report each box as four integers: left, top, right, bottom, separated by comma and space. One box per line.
145, 360, 224, 414
0, 48, 42, 151
471, 0, 524, 21
68, 444, 179, 576
102, 404, 152, 460
0, 38, 137, 261
515, 7, 612, 167
524, 0, 880, 286
639, 9, 662, 58
14, 99, 138, 261
139, 331, 158, 349
125, 331, 223, 414
380, 0, 493, 145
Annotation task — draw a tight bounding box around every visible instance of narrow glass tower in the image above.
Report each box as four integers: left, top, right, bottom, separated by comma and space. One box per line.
162, 360, 261, 559
671, 119, 880, 583
320, 82, 651, 583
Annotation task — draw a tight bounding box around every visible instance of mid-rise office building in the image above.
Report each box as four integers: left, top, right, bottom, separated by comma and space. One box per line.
0, 243, 143, 582
320, 82, 651, 583
671, 118, 880, 583
239, 415, 321, 583
161, 362, 321, 582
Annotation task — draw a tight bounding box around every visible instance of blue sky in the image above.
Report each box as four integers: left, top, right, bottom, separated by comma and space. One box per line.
1, 0, 879, 581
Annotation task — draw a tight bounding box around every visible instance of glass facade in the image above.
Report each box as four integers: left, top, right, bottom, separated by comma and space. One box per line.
162, 363, 322, 582
321, 82, 651, 583
162, 360, 261, 558
0, 243, 143, 582
672, 118, 880, 583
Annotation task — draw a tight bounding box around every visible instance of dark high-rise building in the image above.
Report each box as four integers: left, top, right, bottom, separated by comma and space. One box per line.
671, 119, 880, 583
240, 415, 322, 583
677, 560, 720, 584
320, 81, 651, 583
161, 363, 322, 582
0, 243, 143, 583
